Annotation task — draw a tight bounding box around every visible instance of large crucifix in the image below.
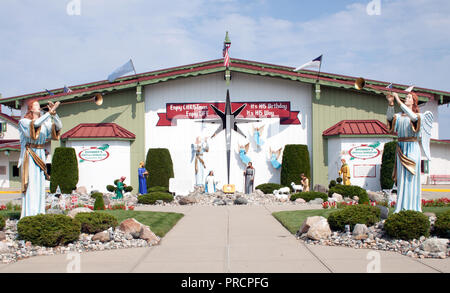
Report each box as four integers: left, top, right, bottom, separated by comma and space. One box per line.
198, 90, 260, 184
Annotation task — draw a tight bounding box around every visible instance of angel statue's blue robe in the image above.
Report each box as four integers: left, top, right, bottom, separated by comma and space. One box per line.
18, 112, 62, 218
387, 104, 433, 213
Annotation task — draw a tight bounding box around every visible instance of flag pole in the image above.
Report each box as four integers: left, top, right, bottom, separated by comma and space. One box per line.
316, 54, 323, 83
130, 59, 137, 76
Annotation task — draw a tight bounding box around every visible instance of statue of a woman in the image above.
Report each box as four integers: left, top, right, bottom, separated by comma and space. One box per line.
386, 91, 433, 213
19, 100, 62, 218
191, 137, 209, 187
339, 158, 351, 186
243, 162, 255, 194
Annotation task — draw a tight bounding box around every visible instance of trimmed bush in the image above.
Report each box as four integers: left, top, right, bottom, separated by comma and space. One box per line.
280, 145, 310, 189
336, 177, 343, 184
17, 214, 81, 247
328, 185, 369, 204
124, 186, 133, 193
384, 211, 430, 240
290, 192, 328, 202
74, 212, 118, 234
146, 148, 174, 189
328, 180, 337, 189
0, 216, 5, 230
91, 192, 103, 199
106, 185, 116, 192
0, 211, 20, 221
380, 141, 397, 189
433, 210, 450, 238
138, 192, 174, 205
94, 195, 105, 210
147, 186, 170, 193
327, 205, 380, 231
255, 183, 286, 194
50, 147, 79, 194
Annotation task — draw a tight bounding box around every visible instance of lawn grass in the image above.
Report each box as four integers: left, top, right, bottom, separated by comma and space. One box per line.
97, 210, 184, 237
273, 206, 450, 235
0, 209, 184, 238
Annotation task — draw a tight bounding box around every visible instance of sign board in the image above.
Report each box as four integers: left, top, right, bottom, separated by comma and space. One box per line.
78, 144, 110, 163
349, 144, 380, 160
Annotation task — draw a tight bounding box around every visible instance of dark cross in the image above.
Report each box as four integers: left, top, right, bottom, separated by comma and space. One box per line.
198, 90, 260, 184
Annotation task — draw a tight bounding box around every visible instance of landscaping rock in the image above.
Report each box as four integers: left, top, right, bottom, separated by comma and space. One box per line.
331, 193, 343, 202
155, 200, 164, 205
420, 238, 448, 253
367, 191, 384, 202
213, 198, 226, 205
309, 198, 324, 205
234, 197, 248, 205
352, 196, 359, 202
313, 184, 328, 194
0, 231, 6, 241
295, 198, 306, 204
255, 189, 265, 196
103, 195, 111, 206
92, 231, 111, 243
377, 206, 389, 220
119, 218, 143, 238
307, 218, 331, 240
0, 242, 9, 253
76, 186, 88, 195
424, 212, 436, 218
178, 196, 197, 205
46, 208, 65, 215
353, 224, 369, 240
67, 207, 93, 218
300, 216, 326, 234
140, 226, 160, 245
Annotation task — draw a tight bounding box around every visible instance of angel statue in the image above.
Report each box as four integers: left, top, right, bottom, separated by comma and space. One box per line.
252, 124, 265, 147
386, 91, 433, 213
191, 136, 210, 187
238, 142, 251, 165
269, 147, 282, 169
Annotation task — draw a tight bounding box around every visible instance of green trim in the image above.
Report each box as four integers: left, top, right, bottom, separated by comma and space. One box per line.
0, 148, 20, 152
315, 83, 321, 100
324, 135, 396, 139
431, 140, 450, 145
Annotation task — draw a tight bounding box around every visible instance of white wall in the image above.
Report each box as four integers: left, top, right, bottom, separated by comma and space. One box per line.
145, 72, 312, 195
0, 151, 20, 188
0, 117, 20, 140
421, 142, 450, 184
66, 140, 131, 193
327, 137, 392, 191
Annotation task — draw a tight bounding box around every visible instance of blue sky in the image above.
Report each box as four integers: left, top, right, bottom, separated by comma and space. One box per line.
1, 0, 449, 138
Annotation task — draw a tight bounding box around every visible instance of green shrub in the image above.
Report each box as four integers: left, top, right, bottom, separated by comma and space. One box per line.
146, 148, 174, 189
74, 212, 118, 234
94, 196, 105, 210
327, 205, 380, 231
17, 214, 81, 247
328, 180, 337, 189
106, 185, 116, 192
328, 185, 369, 204
50, 147, 79, 194
336, 177, 343, 184
433, 210, 450, 238
124, 186, 133, 193
255, 183, 286, 194
0, 211, 20, 220
290, 192, 328, 202
138, 192, 174, 205
147, 186, 170, 193
91, 192, 103, 199
0, 216, 5, 230
280, 145, 310, 189
384, 211, 430, 240
380, 141, 397, 189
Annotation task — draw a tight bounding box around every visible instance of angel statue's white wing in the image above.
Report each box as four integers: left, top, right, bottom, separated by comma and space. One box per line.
421, 111, 433, 160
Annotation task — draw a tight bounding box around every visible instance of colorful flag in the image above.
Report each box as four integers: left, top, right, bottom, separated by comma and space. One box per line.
386, 83, 393, 89
107, 59, 136, 83
45, 89, 55, 96
63, 85, 73, 93
294, 55, 322, 72
223, 42, 231, 68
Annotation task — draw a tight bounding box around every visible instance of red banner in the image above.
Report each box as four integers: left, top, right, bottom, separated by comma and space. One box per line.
157, 101, 300, 126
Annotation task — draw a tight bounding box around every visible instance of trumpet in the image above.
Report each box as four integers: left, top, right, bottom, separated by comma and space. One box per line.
354, 77, 366, 90
43, 93, 103, 109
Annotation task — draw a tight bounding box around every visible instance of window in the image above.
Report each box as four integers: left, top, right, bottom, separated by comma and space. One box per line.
0, 122, 6, 133
12, 165, 19, 177
46, 163, 51, 176
421, 160, 429, 174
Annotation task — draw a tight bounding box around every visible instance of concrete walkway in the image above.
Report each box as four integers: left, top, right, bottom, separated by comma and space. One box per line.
0, 204, 448, 273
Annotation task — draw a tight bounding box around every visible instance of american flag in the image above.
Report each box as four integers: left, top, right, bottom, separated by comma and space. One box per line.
223, 42, 231, 68
63, 85, 73, 93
